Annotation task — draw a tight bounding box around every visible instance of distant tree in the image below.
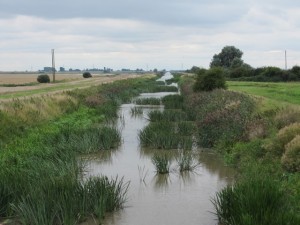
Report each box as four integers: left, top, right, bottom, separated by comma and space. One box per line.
230, 57, 244, 68
210, 46, 243, 68
291, 65, 300, 78
190, 66, 201, 74
37, 74, 50, 83
83, 72, 92, 78
193, 68, 227, 92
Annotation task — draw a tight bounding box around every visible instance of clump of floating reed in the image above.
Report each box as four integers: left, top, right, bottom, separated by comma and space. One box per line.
152, 154, 170, 174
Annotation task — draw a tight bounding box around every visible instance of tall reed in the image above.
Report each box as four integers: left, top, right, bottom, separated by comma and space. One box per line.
152, 154, 170, 174
212, 174, 299, 225
162, 94, 183, 109
135, 98, 161, 105
148, 109, 187, 122
176, 152, 199, 172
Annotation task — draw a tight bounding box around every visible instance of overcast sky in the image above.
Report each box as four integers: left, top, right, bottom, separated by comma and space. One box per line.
0, 0, 299, 71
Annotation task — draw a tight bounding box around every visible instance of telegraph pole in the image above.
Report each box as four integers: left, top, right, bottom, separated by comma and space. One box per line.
285, 50, 287, 70
52, 49, 56, 82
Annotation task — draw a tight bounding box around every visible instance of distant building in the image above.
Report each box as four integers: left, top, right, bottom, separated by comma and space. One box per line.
69, 68, 81, 72
59, 67, 65, 72
43, 67, 53, 72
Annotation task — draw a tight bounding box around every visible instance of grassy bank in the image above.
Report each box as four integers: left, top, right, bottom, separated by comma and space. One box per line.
0, 76, 159, 224
228, 81, 300, 105
179, 77, 300, 224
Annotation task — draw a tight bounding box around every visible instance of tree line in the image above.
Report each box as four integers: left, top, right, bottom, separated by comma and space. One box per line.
188, 46, 300, 82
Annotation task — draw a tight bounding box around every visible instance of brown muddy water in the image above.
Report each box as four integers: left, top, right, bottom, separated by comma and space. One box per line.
83, 91, 235, 225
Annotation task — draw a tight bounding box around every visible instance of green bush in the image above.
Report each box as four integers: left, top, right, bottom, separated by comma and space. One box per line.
228, 66, 253, 78
37, 74, 50, 83
281, 135, 300, 172
83, 71, 92, 78
193, 67, 227, 92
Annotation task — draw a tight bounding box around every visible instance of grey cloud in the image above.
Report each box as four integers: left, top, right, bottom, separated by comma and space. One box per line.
1, 0, 248, 26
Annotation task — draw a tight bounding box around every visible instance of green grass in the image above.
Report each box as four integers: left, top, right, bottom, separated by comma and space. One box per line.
228, 81, 300, 105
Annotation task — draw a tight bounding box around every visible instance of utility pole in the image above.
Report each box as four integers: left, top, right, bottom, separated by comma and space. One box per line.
52, 49, 56, 82
285, 50, 287, 70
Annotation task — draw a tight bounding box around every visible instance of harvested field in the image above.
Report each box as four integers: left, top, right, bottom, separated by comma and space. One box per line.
0, 72, 84, 84
0, 72, 153, 100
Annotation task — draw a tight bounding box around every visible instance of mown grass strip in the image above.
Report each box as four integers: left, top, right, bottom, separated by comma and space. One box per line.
228, 81, 300, 105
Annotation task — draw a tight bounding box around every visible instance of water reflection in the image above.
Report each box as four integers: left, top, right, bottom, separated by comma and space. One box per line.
197, 150, 235, 184
153, 174, 171, 190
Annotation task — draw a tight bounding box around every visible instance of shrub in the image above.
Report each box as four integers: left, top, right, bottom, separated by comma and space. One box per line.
83, 71, 92, 78
277, 122, 300, 148
266, 122, 300, 157
229, 66, 253, 78
193, 67, 227, 92
37, 74, 50, 83
281, 135, 300, 172
275, 107, 300, 129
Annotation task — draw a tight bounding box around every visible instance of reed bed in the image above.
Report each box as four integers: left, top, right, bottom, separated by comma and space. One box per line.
162, 94, 183, 109
130, 106, 143, 117
212, 174, 299, 225
135, 97, 161, 105
139, 120, 194, 150
147, 85, 178, 93
11, 176, 129, 225
148, 109, 187, 122
53, 126, 122, 153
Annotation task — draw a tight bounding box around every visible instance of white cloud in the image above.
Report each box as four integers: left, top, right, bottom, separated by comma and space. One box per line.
0, 1, 299, 71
